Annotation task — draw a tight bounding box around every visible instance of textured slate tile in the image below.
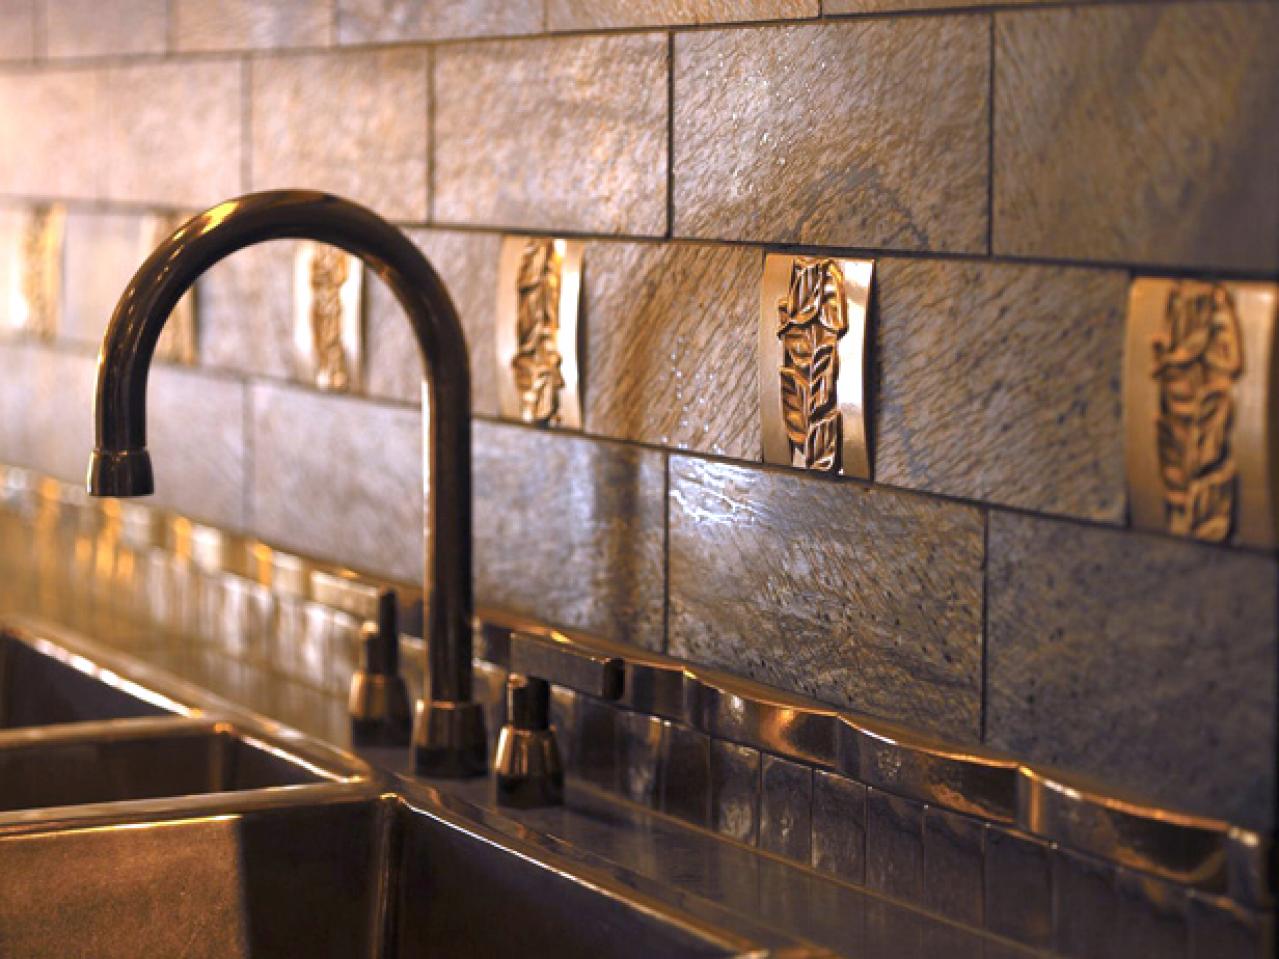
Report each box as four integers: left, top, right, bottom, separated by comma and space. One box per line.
582, 241, 760, 461
921, 806, 983, 926
0, 1, 35, 60
197, 241, 297, 381
985, 827, 1053, 948
174, 0, 333, 52
810, 770, 866, 886
365, 227, 499, 416
252, 49, 429, 221
987, 511, 1277, 830
474, 423, 667, 652
994, 4, 1279, 272
434, 35, 668, 236
548, 0, 816, 30
105, 61, 243, 208
0, 69, 101, 199
759, 754, 812, 863
337, 0, 542, 42
672, 19, 988, 251
668, 458, 984, 738
864, 787, 923, 903
709, 739, 760, 845
875, 258, 1127, 522
61, 210, 149, 347
47, 0, 167, 57
658, 722, 711, 826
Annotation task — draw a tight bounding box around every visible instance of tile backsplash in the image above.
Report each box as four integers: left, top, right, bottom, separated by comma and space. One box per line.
0, 0, 1276, 851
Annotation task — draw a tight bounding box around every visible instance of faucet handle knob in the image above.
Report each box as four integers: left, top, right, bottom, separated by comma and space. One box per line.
348, 588, 412, 748
495, 674, 564, 808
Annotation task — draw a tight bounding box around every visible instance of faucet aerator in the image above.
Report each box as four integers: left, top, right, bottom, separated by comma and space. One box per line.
86, 448, 155, 498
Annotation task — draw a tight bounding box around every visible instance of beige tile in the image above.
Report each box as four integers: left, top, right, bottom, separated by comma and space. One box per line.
251, 49, 429, 222
0, 0, 36, 60
827, 0, 1047, 10
61, 209, 149, 347
581, 240, 761, 460
874, 258, 1128, 522
197, 240, 297, 380
994, 4, 1279, 272
104, 60, 243, 207
434, 35, 668, 235
173, 0, 332, 53
548, 0, 816, 30
668, 457, 985, 739
673, 19, 989, 251
336, 0, 542, 42
46, 0, 167, 57
0, 68, 102, 199
365, 227, 500, 415
987, 511, 1277, 830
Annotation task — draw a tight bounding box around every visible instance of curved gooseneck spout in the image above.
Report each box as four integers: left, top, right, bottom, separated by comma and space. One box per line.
86, 190, 486, 777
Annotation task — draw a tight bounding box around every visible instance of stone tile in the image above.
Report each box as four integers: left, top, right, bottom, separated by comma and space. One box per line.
658, 722, 711, 825
105, 61, 243, 208
61, 209, 149, 347
985, 827, 1053, 948
810, 770, 866, 886
986, 511, 1277, 831
709, 739, 760, 845
365, 227, 499, 416
548, 0, 816, 30
668, 458, 984, 739
197, 241, 298, 381
46, 0, 167, 57
174, 0, 333, 53
0, 69, 102, 199
864, 787, 923, 903
994, 4, 1279, 272
0, 1, 35, 60
251, 49, 429, 222
759, 754, 811, 863
672, 19, 988, 251
249, 381, 423, 581
582, 241, 760, 461
0, 340, 92, 481
921, 807, 983, 926
875, 258, 1127, 522
828, 0, 1045, 10
474, 422, 667, 652
434, 35, 668, 236
337, 0, 542, 43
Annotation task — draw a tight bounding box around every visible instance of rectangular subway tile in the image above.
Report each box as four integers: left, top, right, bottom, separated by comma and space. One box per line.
921, 806, 983, 926
582, 241, 761, 461
197, 241, 298, 381
759, 754, 812, 863
986, 510, 1278, 831
864, 787, 924, 904
710, 739, 761, 845
672, 18, 989, 251
668, 457, 984, 739
571, 694, 619, 792
434, 35, 668, 236
61, 209, 150, 347
0, 1, 36, 60
985, 827, 1053, 948
173, 0, 333, 53
617, 709, 663, 807
1053, 848, 1118, 959
1188, 892, 1273, 959
0, 69, 102, 199
251, 49, 429, 222
874, 258, 1127, 522
337, 0, 542, 43
994, 3, 1279, 272
658, 722, 711, 826
46, 0, 167, 57
1111, 868, 1189, 959
810, 770, 866, 887
548, 0, 817, 30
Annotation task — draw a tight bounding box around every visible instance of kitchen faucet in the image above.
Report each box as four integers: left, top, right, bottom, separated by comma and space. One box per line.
85, 190, 487, 778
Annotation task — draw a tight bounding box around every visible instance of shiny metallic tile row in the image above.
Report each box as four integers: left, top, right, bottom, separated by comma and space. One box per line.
0, 464, 1270, 915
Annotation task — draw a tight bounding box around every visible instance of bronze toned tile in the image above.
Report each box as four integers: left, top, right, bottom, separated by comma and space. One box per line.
921, 807, 983, 926
658, 722, 711, 826
0, 69, 102, 199
105, 61, 243, 208
672, 19, 988, 251
0, 1, 35, 60
759, 754, 811, 863
986, 511, 1277, 830
198, 242, 298, 381
985, 827, 1053, 948
46, 0, 166, 57
434, 35, 668, 236
1111, 868, 1189, 959
863, 897, 922, 959
994, 4, 1279, 272
810, 770, 866, 886
864, 787, 923, 904
548, 0, 816, 30
174, 0, 332, 52
875, 258, 1127, 522
668, 457, 984, 739
1053, 848, 1118, 959
571, 694, 619, 792
582, 241, 760, 460
252, 49, 429, 222
337, 0, 541, 42
710, 739, 760, 845
474, 423, 667, 652
1189, 891, 1273, 959
617, 709, 663, 807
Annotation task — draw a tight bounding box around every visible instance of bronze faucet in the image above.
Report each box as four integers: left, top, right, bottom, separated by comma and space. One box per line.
85, 190, 487, 777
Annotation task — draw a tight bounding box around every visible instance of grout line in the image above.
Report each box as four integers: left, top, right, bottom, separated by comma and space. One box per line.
979, 507, 990, 743
664, 30, 674, 240
661, 450, 671, 655
985, 11, 995, 258
242, 378, 254, 529
240, 56, 252, 192
425, 45, 434, 222
32, 0, 46, 59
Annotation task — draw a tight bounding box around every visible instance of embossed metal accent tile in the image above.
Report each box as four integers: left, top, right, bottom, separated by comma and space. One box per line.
0, 203, 64, 340
291, 241, 364, 392
760, 253, 873, 477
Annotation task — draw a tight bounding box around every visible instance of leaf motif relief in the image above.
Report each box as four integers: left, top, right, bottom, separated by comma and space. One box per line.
511, 239, 565, 425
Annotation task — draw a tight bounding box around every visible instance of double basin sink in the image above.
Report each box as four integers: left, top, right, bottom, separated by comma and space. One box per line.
0, 627, 765, 958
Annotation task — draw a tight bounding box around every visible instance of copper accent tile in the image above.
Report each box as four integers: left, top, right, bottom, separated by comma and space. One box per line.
173, 0, 333, 52
759, 754, 812, 863
337, 0, 542, 43
994, 4, 1279, 271
46, 0, 166, 57
434, 35, 668, 236
710, 739, 760, 845
985, 827, 1053, 947
865, 787, 923, 903
292, 241, 364, 392
810, 770, 866, 886
922, 806, 983, 926
0, 69, 101, 199
583, 241, 760, 460
0, 1, 36, 60
672, 19, 988, 251
0, 203, 63, 340
548, 0, 816, 30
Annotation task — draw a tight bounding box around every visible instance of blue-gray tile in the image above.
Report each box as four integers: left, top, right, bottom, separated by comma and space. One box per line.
922, 806, 983, 926
710, 739, 760, 845
658, 722, 711, 826
811, 770, 866, 886
865, 787, 924, 903
985, 827, 1053, 948
759, 754, 812, 863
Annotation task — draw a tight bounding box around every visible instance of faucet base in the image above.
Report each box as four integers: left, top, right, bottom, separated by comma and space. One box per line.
412, 699, 488, 778
87, 448, 154, 497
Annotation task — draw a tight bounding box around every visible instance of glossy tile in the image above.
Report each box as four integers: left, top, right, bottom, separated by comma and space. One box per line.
921, 806, 983, 926
985, 827, 1053, 948
337, 0, 542, 42
658, 722, 711, 826
994, 4, 1279, 271
672, 19, 988, 251
810, 770, 866, 887
173, 0, 333, 52
1111, 868, 1189, 959
709, 739, 760, 845
434, 35, 668, 236
617, 709, 663, 806
571, 693, 619, 792
864, 787, 923, 903
46, 0, 167, 57
1188, 891, 1273, 959
668, 457, 984, 739
582, 241, 760, 461
1053, 848, 1117, 959
759, 754, 812, 863
548, 0, 817, 29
